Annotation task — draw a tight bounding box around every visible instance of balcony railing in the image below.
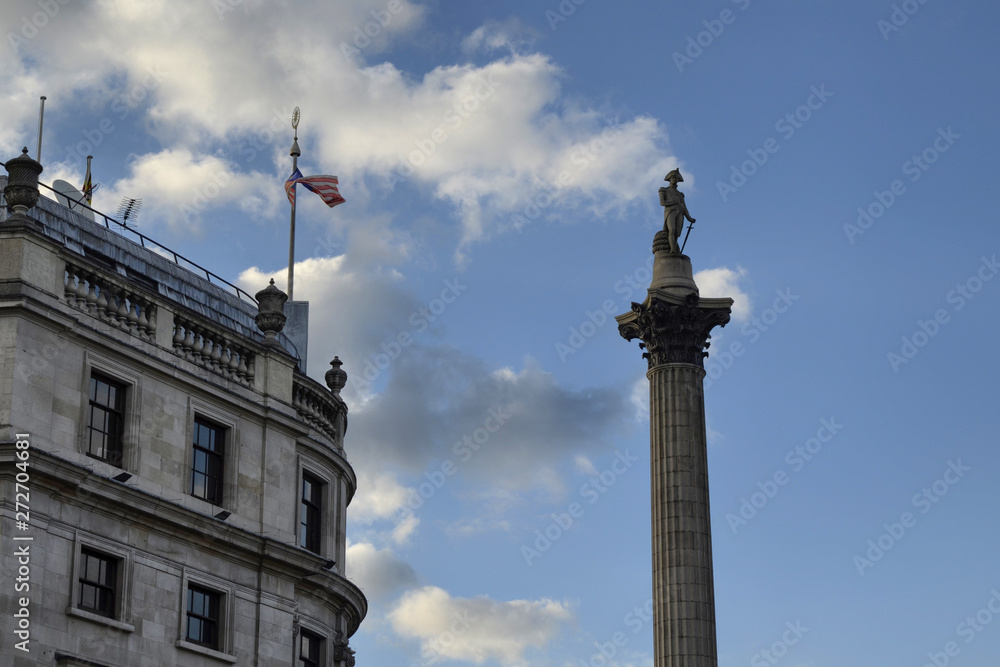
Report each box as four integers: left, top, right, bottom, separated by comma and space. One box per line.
292, 375, 344, 447
172, 315, 256, 388
64, 262, 158, 342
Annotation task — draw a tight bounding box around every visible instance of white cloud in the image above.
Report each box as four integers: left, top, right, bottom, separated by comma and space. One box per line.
388, 586, 573, 666
350, 470, 414, 523
346, 542, 418, 600
694, 266, 751, 323
392, 512, 420, 545
94, 149, 277, 234
2, 0, 678, 258
574, 455, 598, 476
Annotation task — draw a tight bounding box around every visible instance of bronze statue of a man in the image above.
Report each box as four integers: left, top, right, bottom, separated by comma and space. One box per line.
659, 168, 695, 254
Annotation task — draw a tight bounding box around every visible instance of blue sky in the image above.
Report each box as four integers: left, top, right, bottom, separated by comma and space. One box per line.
4, 0, 999, 664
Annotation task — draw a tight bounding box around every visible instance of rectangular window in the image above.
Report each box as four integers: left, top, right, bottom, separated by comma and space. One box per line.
300, 473, 323, 554
299, 629, 323, 667
87, 373, 126, 466
78, 549, 118, 618
186, 585, 221, 649
191, 418, 225, 505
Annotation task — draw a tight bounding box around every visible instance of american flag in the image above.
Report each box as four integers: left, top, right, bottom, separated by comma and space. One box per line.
284, 168, 345, 208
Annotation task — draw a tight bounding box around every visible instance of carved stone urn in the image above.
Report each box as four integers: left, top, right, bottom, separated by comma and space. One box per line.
325, 357, 347, 394
254, 279, 288, 341
4, 147, 43, 214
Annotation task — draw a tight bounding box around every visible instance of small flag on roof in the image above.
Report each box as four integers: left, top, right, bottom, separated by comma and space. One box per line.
284, 168, 345, 208
82, 155, 93, 205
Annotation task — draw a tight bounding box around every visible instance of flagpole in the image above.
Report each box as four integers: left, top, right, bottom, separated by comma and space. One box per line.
36, 96, 47, 162
287, 107, 301, 301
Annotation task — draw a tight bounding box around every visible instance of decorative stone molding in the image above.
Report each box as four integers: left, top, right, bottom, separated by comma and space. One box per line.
325, 357, 347, 394
333, 632, 356, 666
64, 262, 158, 342
4, 147, 43, 213
172, 315, 256, 386
254, 279, 287, 342
618, 292, 731, 369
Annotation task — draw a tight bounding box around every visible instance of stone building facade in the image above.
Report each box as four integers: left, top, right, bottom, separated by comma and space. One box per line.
0, 153, 366, 665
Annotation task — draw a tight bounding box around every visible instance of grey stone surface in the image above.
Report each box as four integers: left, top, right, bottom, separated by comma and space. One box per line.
618, 239, 733, 667
0, 190, 365, 665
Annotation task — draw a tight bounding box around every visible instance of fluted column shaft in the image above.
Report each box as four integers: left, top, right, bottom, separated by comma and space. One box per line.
648, 363, 716, 667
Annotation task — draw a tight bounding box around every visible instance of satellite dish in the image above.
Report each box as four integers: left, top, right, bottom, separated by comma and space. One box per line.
52, 179, 95, 221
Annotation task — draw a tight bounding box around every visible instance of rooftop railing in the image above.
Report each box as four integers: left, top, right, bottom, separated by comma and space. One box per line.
37, 181, 259, 306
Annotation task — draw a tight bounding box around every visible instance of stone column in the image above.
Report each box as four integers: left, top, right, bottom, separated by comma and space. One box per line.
617, 231, 732, 667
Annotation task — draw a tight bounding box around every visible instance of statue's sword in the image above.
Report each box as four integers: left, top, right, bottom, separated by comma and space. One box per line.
680, 220, 695, 254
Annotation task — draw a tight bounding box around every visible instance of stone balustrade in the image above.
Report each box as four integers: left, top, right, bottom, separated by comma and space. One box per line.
64, 262, 158, 342
172, 315, 256, 387
293, 376, 342, 446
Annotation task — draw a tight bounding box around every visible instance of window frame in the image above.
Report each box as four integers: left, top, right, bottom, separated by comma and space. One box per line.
176, 569, 236, 663
296, 456, 336, 558
299, 471, 324, 554
190, 416, 226, 505
185, 584, 222, 649
85, 372, 127, 466
79, 354, 142, 473
296, 625, 327, 667
67, 532, 135, 632
77, 547, 118, 618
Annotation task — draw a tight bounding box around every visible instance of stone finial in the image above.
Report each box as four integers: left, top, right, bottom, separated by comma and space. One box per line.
325, 356, 347, 394
254, 279, 288, 341
4, 147, 44, 214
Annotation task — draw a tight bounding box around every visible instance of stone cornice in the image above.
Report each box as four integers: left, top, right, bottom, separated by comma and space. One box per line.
0, 445, 367, 628
617, 289, 733, 370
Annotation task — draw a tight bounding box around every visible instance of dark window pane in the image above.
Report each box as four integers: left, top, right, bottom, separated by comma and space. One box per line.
87, 373, 126, 466
186, 585, 221, 649
300, 629, 322, 666
191, 418, 226, 504
300, 473, 323, 553
78, 549, 117, 617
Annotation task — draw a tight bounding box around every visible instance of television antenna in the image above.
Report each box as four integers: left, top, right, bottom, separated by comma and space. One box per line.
117, 197, 143, 227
